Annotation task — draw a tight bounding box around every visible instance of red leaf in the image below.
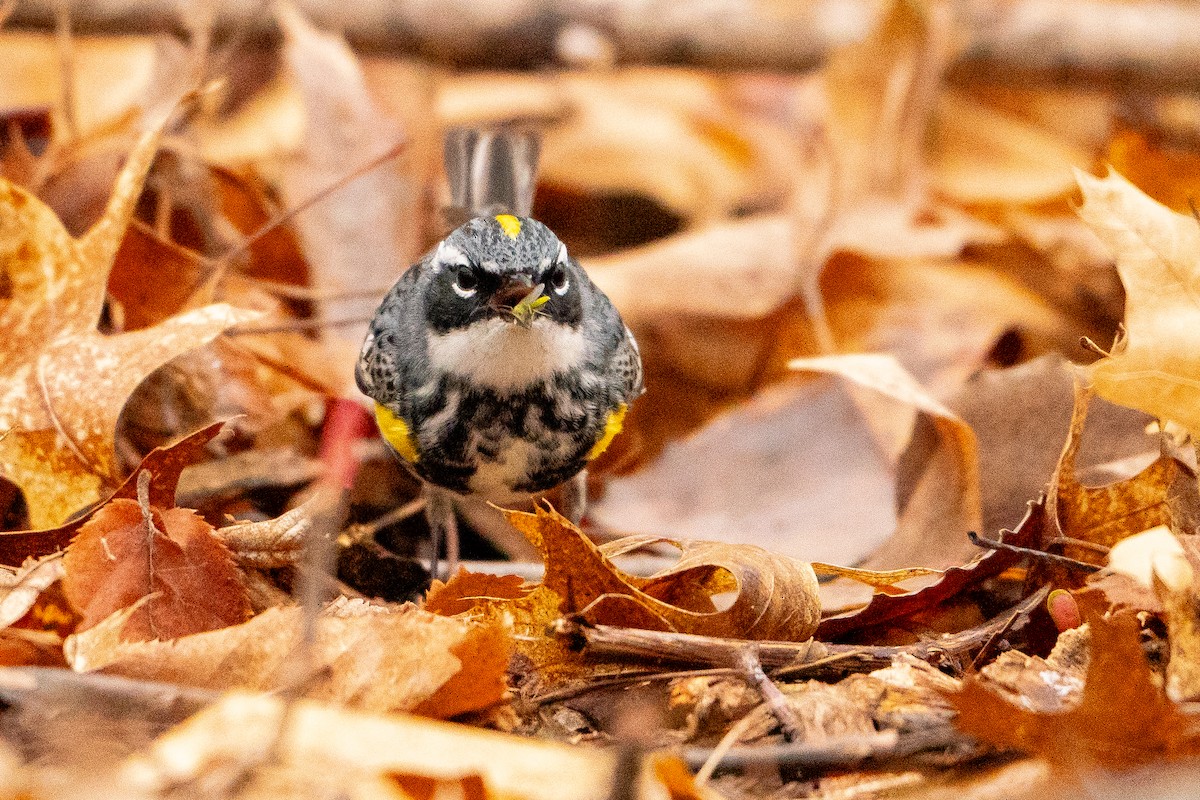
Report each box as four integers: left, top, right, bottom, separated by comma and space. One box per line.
62, 499, 251, 642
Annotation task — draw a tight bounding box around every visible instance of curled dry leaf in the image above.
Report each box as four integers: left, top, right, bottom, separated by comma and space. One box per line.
951, 612, 1200, 766
810, 563, 942, 597
0, 552, 65, 629
789, 353, 980, 571
66, 598, 512, 718
62, 498, 252, 642
214, 499, 314, 568
506, 505, 821, 642
1075, 168, 1200, 436
0, 421, 226, 565
0, 126, 262, 529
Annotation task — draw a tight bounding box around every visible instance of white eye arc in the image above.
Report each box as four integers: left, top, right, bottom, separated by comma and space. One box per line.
551, 266, 570, 296
452, 266, 479, 298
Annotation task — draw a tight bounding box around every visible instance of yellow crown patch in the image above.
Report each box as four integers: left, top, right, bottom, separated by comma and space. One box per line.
495, 214, 522, 239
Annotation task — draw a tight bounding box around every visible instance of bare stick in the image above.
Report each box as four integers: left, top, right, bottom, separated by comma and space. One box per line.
561, 589, 1059, 677
736, 647, 802, 743
970, 585, 1050, 671
684, 727, 975, 773
12, 1, 1200, 91
967, 530, 1100, 573
53, 0, 78, 141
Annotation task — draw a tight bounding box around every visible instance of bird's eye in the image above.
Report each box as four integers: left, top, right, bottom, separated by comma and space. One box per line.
550, 264, 570, 295
452, 266, 478, 298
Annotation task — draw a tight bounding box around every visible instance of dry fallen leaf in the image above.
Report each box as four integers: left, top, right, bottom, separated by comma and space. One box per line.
507, 504, 821, 642
124, 691, 711, 800
0, 126, 261, 528
0, 421, 227, 565
0, 552, 65, 630
62, 497, 252, 641
66, 597, 512, 718
951, 612, 1200, 767
1075, 167, 1200, 436
276, 2, 426, 364
1047, 382, 1198, 560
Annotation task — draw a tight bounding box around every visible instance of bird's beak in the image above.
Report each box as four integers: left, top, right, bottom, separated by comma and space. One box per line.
491, 276, 547, 326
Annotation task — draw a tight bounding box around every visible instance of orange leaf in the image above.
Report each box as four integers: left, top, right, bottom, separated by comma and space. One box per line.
62, 498, 252, 641
0, 126, 261, 528
424, 569, 531, 617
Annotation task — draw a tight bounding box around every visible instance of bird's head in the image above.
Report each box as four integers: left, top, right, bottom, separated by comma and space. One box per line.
423, 214, 583, 333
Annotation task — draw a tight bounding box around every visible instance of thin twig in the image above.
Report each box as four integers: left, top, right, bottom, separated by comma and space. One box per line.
53, 0, 78, 142
736, 647, 802, 743
969, 585, 1050, 671
1079, 336, 1110, 358
213, 137, 408, 273
694, 713, 760, 786
226, 316, 373, 336
967, 531, 1100, 573
531, 668, 738, 706
339, 498, 426, 546
683, 727, 976, 773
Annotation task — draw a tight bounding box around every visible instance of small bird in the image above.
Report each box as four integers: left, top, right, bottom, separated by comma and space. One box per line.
356, 212, 643, 575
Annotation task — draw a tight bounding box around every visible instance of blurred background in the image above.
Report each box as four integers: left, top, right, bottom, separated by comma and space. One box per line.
0, 0, 1193, 591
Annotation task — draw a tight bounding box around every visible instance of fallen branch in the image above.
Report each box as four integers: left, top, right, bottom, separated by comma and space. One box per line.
9, 0, 1200, 90
557, 587, 1051, 677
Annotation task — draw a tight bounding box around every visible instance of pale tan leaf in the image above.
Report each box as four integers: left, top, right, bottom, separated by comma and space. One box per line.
124, 692, 713, 800
1075, 168, 1200, 434
0, 552, 64, 629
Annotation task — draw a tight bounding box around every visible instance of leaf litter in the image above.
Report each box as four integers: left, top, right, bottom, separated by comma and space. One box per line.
5, 1, 1200, 798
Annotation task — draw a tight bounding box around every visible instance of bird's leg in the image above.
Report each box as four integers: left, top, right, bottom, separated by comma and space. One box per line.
423, 484, 459, 580
561, 469, 589, 526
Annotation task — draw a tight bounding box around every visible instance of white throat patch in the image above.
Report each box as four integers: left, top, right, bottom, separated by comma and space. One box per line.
427, 317, 589, 392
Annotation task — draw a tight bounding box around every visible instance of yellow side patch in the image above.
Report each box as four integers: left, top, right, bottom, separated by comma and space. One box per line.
587, 404, 628, 460
374, 403, 420, 463
495, 214, 522, 239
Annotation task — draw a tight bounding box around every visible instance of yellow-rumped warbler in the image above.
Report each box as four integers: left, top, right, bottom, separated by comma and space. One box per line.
356, 212, 643, 573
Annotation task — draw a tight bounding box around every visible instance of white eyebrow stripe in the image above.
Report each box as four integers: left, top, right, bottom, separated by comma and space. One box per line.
434, 241, 469, 271
557, 242, 569, 262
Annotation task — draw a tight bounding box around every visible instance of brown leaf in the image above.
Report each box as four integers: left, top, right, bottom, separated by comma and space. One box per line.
951, 613, 1200, 766
1048, 382, 1197, 559
507, 505, 821, 642
107, 220, 212, 330
810, 563, 942, 597
66, 599, 512, 718
0, 421, 226, 565
214, 500, 314, 568
62, 498, 252, 641
591, 376, 899, 566
0, 126, 261, 528
946, 355, 1154, 546
790, 353, 980, 571
129, 692, 705, 800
